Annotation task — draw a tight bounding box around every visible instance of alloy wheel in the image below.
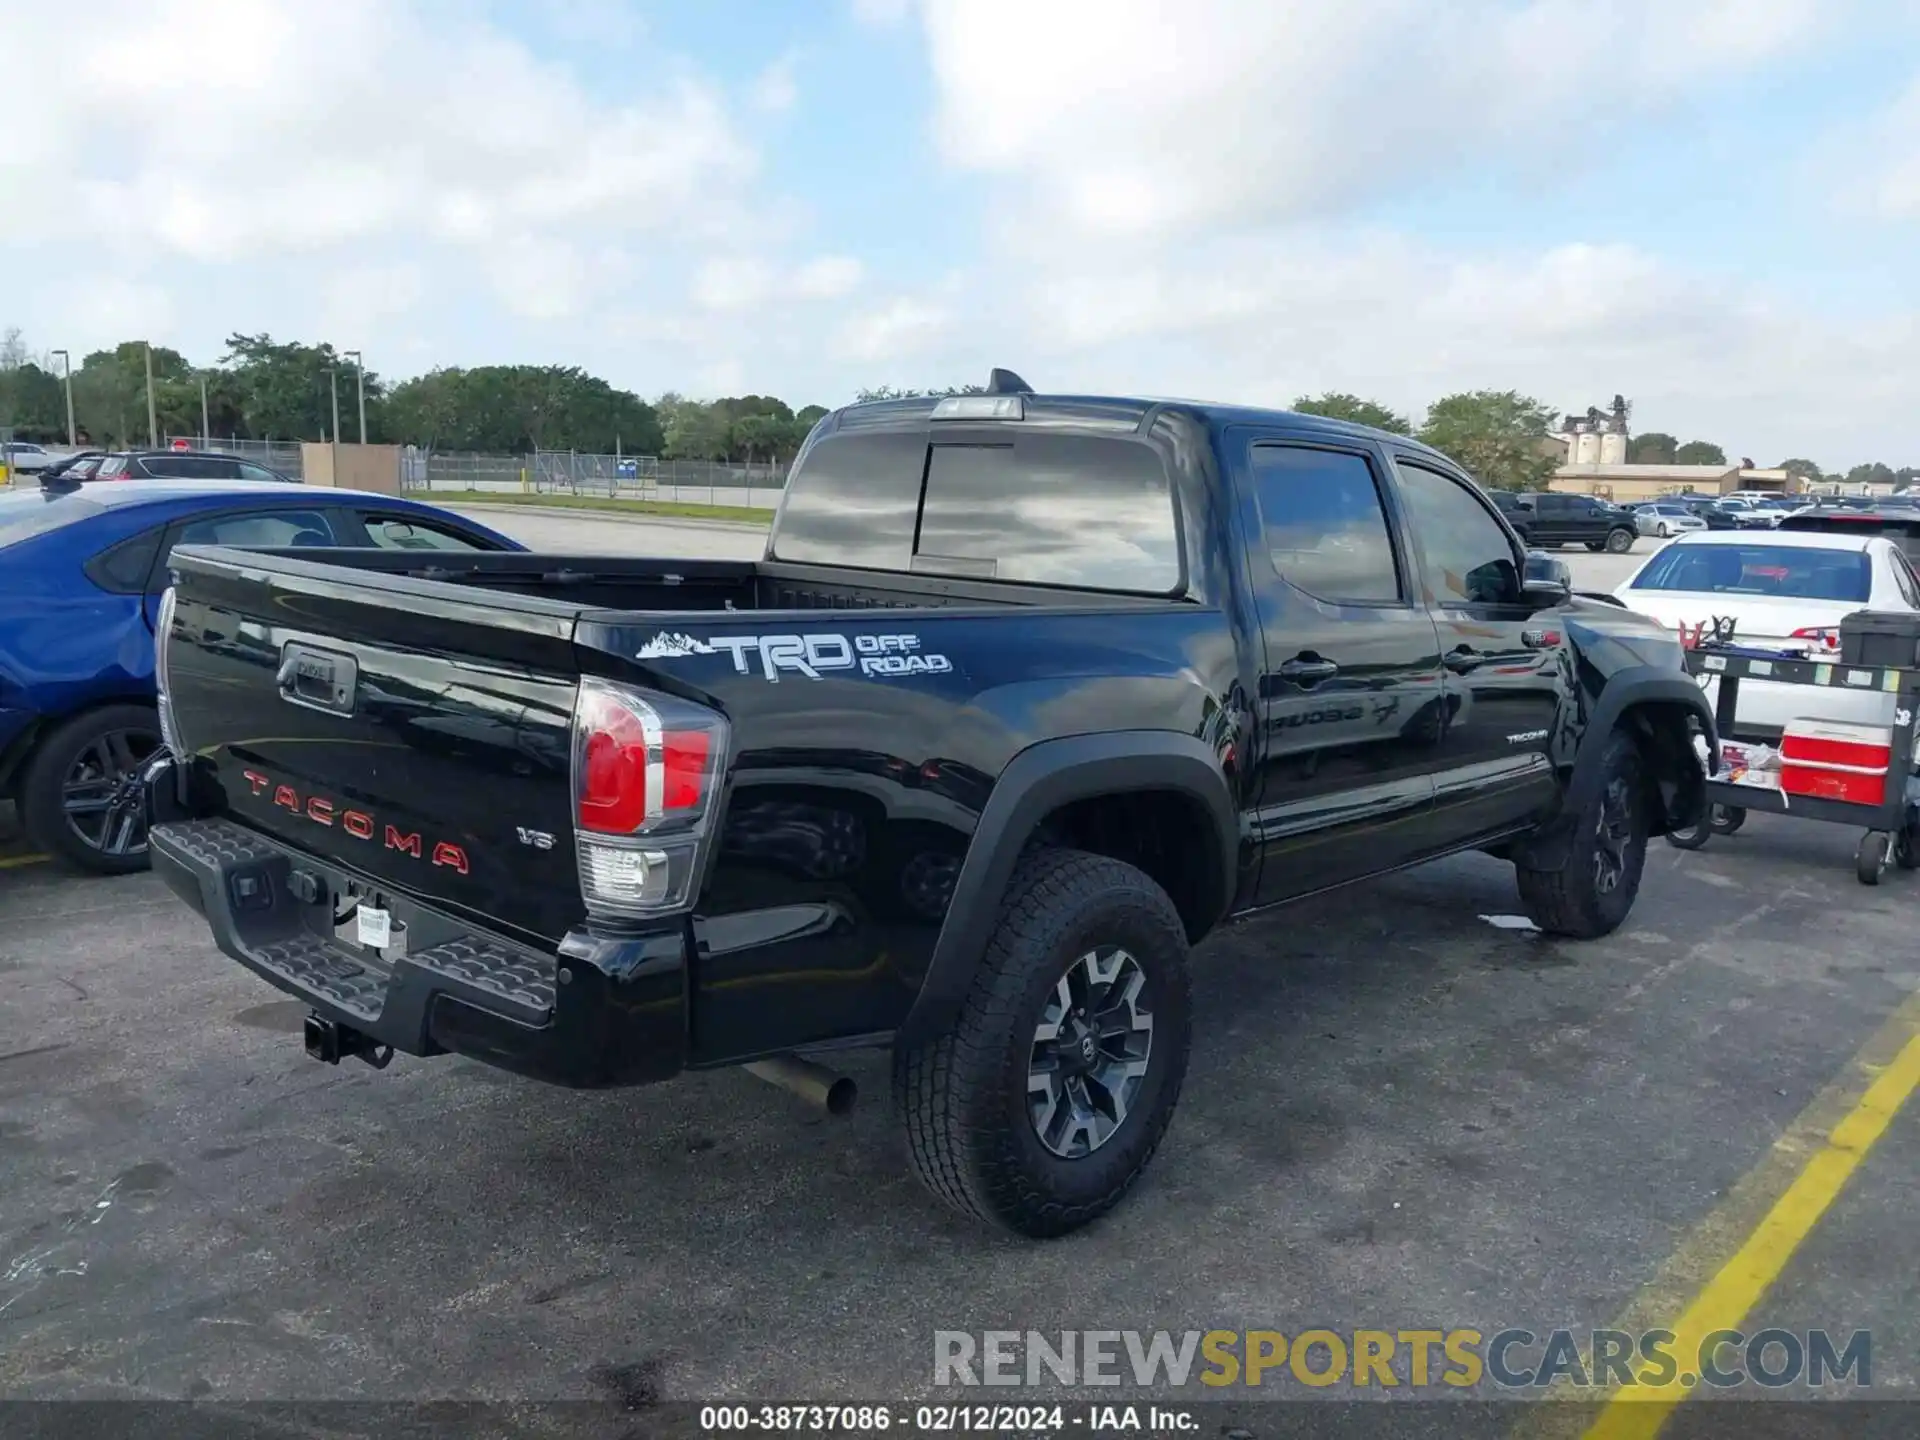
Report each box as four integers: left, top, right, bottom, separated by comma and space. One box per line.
62, 728, 161, 858
1027, 946, 1154, 1159
1592, 773, 1637, 895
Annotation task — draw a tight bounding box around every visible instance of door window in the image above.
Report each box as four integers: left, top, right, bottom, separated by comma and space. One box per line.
1393, 463, 1522, 606
360, 514, 491, 550
1249, 445, 1403, 603
177, 510, 336, 547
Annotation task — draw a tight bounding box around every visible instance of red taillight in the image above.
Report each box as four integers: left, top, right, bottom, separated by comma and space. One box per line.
662, 732, 711, 811
577, 700, 653, 833
570, 678, 729, 919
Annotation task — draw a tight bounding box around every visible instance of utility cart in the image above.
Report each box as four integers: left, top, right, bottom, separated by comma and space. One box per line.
1668, 632, 1920, 884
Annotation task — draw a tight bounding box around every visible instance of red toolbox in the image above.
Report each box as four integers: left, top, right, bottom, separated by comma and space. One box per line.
1780, 720, 1893, 806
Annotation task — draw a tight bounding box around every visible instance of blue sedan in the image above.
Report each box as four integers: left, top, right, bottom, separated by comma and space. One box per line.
0, 479, 523, 873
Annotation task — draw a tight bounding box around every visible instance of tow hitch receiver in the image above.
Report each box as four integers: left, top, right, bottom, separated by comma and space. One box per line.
304, 1012, 394, 1070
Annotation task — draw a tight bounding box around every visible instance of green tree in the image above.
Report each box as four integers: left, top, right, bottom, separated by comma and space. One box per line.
223, 333, 382, 442
657, 393, 732, 460
1416, 390, 1559, 491
380, 366, 662, 454
1290, 391, 1411, 435
68, 342, 195, 448
1779, 457, 1823, 483
854, 384, 987, 402
1628, 432, 1678, 465
1675, 440, 1727, 466
0, 330, 67, 441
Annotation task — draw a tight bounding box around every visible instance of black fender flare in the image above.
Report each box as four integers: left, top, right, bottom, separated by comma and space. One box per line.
894, 730, 1238, 1050
1526, 667, 1716, 869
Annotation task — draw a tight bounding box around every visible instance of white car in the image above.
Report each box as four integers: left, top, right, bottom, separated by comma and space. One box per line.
1634, 502, 1709, 539
2, 441, 54, 474
1613, 529, 1920, 732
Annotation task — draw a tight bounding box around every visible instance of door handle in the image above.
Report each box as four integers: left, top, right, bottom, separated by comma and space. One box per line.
1443, 648, 1486, 675
1278, 656, 1340, 682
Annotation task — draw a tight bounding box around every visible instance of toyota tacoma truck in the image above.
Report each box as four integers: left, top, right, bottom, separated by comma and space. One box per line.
143, 372, 1715, 1238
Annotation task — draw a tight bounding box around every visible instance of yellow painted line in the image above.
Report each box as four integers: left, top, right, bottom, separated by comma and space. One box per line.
1511, 986, 1920, 1440
0, 852, 51, 869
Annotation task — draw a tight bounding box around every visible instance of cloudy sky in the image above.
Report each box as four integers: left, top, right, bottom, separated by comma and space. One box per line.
4, 0, 1918, 467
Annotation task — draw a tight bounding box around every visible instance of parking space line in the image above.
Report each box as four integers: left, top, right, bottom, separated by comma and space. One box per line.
0, 853, 51, 869
1513, 986, 1920, 1440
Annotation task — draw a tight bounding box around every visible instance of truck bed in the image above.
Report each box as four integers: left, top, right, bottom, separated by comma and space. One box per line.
227, 547, 1179, 614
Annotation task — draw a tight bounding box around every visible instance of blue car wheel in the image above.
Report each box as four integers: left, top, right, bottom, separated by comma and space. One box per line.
20, 703, 163, 874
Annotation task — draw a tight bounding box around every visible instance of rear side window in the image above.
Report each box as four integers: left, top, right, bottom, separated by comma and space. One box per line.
772, 430, 1183, 593
177, 510, 336, 547
915, 437, 1180, 591
85, 526, 165, 592
95, 456, 130, 479
146, 455, 242, 479
1248, 445, 1401, 602
0, 488, 107, 547
1629, 543, 1871, 602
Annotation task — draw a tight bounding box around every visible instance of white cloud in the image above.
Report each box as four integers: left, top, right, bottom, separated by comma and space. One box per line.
792, 256, 865, 299
752, 53, 801, 114
920, 0, 1831, 243
832, 296, 953, 363
1, 0, 755, 320
692, 257, 778, 312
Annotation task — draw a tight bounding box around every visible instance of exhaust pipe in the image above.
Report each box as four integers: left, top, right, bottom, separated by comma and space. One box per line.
745, 1055, 856, 1116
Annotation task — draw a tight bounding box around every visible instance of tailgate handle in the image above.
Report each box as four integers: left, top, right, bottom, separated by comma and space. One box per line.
277, 643, 359, 716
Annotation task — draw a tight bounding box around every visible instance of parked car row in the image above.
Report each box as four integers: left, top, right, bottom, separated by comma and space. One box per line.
12, 447, 300, 486
1, 479, 521, 872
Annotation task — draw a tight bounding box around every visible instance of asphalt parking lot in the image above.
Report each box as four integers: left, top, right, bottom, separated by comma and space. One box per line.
4, 517, 1916, 1433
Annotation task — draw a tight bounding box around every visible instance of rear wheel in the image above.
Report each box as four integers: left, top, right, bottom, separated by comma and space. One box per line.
1517, 730, 1650, 938
1708, 804, 1747, 836
1605, 527, 1635, 554
893, 848, 1193, 1237
18, 704, 162, 875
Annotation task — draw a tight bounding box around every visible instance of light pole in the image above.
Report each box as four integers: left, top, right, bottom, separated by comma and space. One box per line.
329, 365, 341, 448
51, 349, 74, 447
144, 342, 158, 447
199, 372, 211, 447
344, 350, 367, 444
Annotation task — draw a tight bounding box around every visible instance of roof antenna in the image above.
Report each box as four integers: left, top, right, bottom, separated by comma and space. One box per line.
985, 368, 1033, 396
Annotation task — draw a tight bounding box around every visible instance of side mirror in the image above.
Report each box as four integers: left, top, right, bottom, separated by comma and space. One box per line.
1521, 551, 1572, 607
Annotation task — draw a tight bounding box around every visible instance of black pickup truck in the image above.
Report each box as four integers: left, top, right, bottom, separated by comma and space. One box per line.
143, 373, 1715, 1237
1489, 491, 1640, 553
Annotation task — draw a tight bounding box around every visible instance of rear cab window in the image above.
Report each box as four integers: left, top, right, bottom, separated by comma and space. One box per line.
772, 424, 1183, 594
1630, 542, 1871, 602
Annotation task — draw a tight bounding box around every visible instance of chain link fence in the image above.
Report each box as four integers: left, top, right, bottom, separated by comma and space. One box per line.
162, 438, 792, 511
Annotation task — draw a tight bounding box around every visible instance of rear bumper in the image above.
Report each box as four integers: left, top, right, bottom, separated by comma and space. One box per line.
145, 759, 687, 1088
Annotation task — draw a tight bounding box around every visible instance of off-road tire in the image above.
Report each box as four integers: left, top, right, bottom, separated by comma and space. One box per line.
893, 847, 1193, 1238
1605, 527, 1635, 554
1516, 729, 1650, 938
19, 704, 161, 875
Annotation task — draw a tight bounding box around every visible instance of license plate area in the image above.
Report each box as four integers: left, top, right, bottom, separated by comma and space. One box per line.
333, 877, 409, 961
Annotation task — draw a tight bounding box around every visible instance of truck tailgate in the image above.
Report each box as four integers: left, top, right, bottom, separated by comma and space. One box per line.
163, 547, 585, 946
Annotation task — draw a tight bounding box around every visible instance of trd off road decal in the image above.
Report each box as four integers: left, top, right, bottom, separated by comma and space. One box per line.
636, 629, 953, 682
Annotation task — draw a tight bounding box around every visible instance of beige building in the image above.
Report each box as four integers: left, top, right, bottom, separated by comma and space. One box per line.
1543, 396, 1803, 500
1549, 463, 1741, 502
